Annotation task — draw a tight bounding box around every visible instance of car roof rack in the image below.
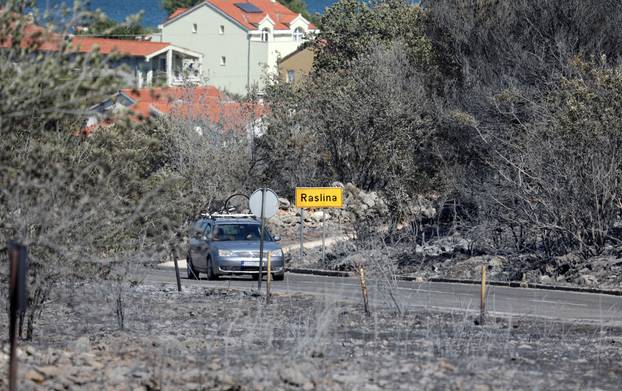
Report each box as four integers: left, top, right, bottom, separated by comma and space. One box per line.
200, 213, 257, 220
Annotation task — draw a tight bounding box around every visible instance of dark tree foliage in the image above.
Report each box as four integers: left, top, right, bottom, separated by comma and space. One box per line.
162, 0, 198, 15
421, 0, 622, 254
423, 0, 622, 90
263, 0, 622, 255
312, 0, 434, 74
77, 15, 149, 38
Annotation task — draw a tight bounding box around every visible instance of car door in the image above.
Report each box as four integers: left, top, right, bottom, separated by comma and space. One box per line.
189, 220, 207, 269
194, 222, 212, 271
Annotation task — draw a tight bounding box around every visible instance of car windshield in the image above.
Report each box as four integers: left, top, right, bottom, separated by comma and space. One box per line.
212, 224, 272, 241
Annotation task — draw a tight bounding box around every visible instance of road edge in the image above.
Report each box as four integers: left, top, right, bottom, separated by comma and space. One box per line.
285, 267, 622, 297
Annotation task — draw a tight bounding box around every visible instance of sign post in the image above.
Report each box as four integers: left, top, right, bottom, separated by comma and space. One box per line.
299, 209, 304, 261
322, 209, 326, 264
266, 252, 272, 303
295, 187, 344, 264
249, 188, 279, 293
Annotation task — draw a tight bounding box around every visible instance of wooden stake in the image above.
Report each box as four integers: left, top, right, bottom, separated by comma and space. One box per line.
357, 265, 370, 316
173, 252, 181, 292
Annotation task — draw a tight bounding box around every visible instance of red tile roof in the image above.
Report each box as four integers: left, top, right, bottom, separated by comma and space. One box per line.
168, 0, 316, 30
0, 22, 63, 51
119, 87, 264, 131
71, 37, 170, 57
167, 8, 188, 20
0, 20, 175, 58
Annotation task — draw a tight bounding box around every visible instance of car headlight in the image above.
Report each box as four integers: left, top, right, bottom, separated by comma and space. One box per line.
269, 249, 283, 257
219, 249, 234, 257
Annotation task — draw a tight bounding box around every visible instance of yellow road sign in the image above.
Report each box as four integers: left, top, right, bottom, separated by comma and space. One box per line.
295, 187, 343, 209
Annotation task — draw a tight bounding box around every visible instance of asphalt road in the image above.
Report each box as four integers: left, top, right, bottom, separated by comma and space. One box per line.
146, 268, 622, 326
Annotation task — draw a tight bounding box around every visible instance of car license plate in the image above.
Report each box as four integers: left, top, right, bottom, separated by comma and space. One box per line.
241, 260, 259, 267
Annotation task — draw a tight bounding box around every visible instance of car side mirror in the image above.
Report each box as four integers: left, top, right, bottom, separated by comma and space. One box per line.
273, 235, 281, 242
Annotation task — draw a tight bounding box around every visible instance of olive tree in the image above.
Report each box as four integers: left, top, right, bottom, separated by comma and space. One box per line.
0, 4, 180, 336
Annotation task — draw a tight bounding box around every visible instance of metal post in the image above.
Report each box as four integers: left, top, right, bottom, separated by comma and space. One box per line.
321, 209, 326, 264
480, 265, 487, 325
258, 188, 266, 292
299, 209, 304, 260
266, 252, 272, 304
173, 252, 182, 291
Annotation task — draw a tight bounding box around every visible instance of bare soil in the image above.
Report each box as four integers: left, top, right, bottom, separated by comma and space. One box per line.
1, 280, 621, 390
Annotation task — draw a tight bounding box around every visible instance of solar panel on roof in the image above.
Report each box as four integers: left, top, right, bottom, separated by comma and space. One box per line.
234, 2, 263, 13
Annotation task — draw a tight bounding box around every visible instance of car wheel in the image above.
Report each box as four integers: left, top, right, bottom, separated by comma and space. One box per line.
273, 273, 285, 281
187, 254, 199, 280
206, 256, 218, 280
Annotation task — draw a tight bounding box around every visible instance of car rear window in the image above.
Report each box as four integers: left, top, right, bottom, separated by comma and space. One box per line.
212, 224, 272, 241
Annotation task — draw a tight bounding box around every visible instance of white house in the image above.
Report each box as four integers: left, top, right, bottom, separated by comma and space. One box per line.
159, 0, 318, 94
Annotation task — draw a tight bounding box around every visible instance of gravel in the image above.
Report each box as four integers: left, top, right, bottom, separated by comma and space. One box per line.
2, 282, 621, 390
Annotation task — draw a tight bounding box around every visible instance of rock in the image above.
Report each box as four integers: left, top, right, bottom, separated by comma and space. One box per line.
71, 336, 91, 353
155, 336, 186, 355
270, 215, 284, 226
360, 193, 376, 208
278, 197, 290, 210
539, 275, 552, 284
332, 373, 360, 385
279, 366, 309, 386
310, 211, 326, 222
25, 369, 45, 384
576, 274, 598, 286
37, 366, 66, 378
437, 360, 455, 372
489, 256, 505, 268
107, 366, 131, 384
423, 245, 442, 257
67, 368, 97, 385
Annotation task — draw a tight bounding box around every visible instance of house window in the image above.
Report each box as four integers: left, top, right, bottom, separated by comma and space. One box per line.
159, 57, 166, 71
220, 56, 226, 66
219, 25, 224, 34
261, 28, 270, 42
287, 70, 295, 83
293, 27, 304, 42
192, 23, 197, 33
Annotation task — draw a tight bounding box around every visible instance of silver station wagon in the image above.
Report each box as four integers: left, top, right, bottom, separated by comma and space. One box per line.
186, 214, 284, 280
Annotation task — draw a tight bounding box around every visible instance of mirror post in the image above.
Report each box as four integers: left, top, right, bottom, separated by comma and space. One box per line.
258, 188, 266, 292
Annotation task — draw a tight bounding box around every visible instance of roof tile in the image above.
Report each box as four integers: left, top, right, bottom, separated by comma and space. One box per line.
71, 37, 170, 57
169, 0, 316, 31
